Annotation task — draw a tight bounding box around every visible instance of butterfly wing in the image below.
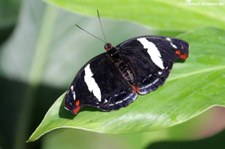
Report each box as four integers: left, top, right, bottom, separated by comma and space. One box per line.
65, 53, 137, 114
116, 36, 189, 94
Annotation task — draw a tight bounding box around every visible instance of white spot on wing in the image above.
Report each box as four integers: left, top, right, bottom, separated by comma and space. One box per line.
70, 85, 76, 100
158, 71, 162, 75
166, 37, 177, 49
72, 91, 76, 100
84, 64, 102, 102
166, 37, 171, 41
137, 38, 164, 69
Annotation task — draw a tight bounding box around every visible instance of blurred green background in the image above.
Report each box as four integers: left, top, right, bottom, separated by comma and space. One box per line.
0, 0, 225, 149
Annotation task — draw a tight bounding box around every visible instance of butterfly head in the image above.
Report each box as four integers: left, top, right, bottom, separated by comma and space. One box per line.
104, 43, 113, 51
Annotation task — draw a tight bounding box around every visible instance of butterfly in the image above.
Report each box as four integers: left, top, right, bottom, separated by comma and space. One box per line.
64, 35, 189, 115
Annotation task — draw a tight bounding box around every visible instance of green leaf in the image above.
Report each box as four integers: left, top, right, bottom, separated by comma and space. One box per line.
41, 108, 224, 149
43, 0, 225, 30
28, 27, 225, 142
0, 0, 21, 28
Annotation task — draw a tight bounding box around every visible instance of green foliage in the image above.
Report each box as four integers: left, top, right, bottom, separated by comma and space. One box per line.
44, 0, 225, 30
0, 0, 21, 28
1, 0, 225, 147
28, 27, 225, 141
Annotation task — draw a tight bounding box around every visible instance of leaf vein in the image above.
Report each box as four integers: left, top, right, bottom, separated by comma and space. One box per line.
169, 65, 225, 81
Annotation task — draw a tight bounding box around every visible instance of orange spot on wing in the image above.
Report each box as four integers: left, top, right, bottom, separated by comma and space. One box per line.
73, 106, 80, 115
72, 100, 81, 115
75, 100, 80, 106
175, 50, 188, 60
175, 50, 181, 55
131, 85, 140, 93
179, 53, 188, 60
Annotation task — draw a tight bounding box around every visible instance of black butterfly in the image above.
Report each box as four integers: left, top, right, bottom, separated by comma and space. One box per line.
64, 36, 189, 115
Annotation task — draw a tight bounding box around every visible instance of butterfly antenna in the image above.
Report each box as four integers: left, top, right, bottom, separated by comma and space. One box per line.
75, 24, 107, 44
97, 10, 108, 42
